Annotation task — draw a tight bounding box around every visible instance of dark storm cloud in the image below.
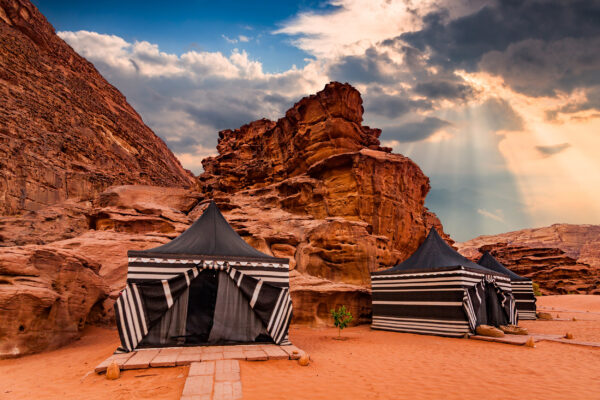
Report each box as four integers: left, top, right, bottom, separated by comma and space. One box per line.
364, 90, 432, 119
400, 0, 600, 70
478, 98, 524, 131
395, 0, 600, 98
414, 79, 476, 101
536, 143, 571, 157
328, 47, 398, 84
180, 101, 257, 131
383, 117, 451, 142
164, 135, 201, 153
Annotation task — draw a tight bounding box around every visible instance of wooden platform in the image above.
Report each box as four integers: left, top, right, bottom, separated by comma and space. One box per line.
95, 344, 303, 374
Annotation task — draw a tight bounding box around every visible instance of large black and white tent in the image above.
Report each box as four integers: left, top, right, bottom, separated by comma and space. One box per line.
477, 252, 537, 320
371, 228, 518, 337
114, 201, 292, 352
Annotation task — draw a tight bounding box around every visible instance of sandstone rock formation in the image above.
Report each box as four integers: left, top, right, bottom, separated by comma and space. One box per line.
0, 186, 204, 357
198, 82, 448, 326
0, 0, 195, 215
457, 224, 600, 295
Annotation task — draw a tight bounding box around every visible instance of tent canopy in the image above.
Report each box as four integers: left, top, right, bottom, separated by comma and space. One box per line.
128, 201, 286, 262
374, 228, 505, 276
477, 252, 530, 281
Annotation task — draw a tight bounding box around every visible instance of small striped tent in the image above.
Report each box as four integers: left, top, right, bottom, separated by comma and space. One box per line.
477, 252, 537, 320
371, 229, 517, 337
114, 201, 292, 352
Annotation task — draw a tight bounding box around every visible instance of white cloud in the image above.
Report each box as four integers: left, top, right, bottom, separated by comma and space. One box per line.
274, 0, 489, 59
477, 209, 505, 223
238, 35, 250, 43
222, 34, 238, 44
58, 30, 327, 174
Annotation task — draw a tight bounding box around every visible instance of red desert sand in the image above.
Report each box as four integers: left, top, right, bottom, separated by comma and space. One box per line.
1, 295, 599, 400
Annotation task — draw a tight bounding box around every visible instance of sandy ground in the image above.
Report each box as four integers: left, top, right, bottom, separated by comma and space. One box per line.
1, 295, 599, 400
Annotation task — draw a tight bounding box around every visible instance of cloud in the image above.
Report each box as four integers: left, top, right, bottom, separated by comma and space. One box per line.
382, 117, 451, 142
58, 30, 327, 174
535, 143, 571, 157
364, 90, 432, 119
414, 79, 476, 101
238, 35, 250, 43
222, 34, 238, 44
477, 208, 505, 223
477, 98, 525, 132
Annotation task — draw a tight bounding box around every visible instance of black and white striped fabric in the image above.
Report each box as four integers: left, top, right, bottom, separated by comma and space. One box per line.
511, 281, 537, 319
114, 201, 292, 352
372, 268, 515, 337
477, 252, 537, 320
371, 229, 516, 337
115, 260, 292, 352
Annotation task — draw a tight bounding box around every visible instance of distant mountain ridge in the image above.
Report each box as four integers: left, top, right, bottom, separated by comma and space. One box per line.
457, 224, 600, 294
0, 0, 195, 215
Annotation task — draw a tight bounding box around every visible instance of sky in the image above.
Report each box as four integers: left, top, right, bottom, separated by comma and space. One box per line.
34, 0, 600, 241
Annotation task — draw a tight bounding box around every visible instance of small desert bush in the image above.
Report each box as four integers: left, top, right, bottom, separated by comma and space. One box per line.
330, 305, 353, 337
532, 281, 542, 296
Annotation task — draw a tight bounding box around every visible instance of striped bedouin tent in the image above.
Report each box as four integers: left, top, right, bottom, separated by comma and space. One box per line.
114, 201, 292, 352
371, 228, 518, 337
477, 252, 537, 320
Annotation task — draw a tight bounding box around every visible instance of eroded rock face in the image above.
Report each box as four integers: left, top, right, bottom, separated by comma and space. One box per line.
0, 0, 195, 215
457, 224, 600, 295
0, 246, 107, 358
0, 186, 203, 357
198, 82, 449, 325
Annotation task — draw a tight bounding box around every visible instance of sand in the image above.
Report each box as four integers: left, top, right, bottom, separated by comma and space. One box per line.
0, 327, 188, 399
1, 295, 599, 400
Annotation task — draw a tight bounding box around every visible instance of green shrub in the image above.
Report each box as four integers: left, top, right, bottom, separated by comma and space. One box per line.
532, 281, 542, 297
330, 305, 353, 337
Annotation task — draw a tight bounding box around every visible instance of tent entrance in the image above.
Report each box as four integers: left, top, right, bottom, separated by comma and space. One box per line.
474, 282, 510, 327
139, 270, 271, 347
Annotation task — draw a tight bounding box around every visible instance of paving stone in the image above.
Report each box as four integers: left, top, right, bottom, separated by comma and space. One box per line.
222, 350, 245, 360
150, 347, 182, 367
215, 360, 240, 373
280, 345, 302, 360
122, 348, 160, 370
241, 345, 261, 351
244, 349, 268, 361
176, 347, 204, 366
203, 346, 224, 353
189, 361, 215, 376
201, 352, 224, 361
182, 375, 213, 396
213, 381, 242, 400
94, 352, 135, 373
261, 345, 289, 360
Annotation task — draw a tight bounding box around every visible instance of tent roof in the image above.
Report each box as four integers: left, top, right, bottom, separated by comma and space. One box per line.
128, 201, 287, 263
477, 251, 529, 281
374, 228, 506, 276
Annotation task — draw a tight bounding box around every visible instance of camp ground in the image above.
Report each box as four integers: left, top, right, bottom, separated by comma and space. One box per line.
371, 228, 517, 337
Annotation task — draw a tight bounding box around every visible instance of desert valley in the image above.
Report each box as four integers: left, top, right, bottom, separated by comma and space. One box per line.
1, 1, 599, 399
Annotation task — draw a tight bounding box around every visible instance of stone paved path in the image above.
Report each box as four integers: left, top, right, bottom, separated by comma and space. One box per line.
95, 344, 304, 399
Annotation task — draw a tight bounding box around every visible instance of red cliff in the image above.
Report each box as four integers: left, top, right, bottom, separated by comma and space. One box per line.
0, 0, 195, 215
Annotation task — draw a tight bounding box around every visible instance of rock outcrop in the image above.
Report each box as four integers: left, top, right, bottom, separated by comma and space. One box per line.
0, 0, 195, 215
0, 186, 204, 357
457, 224, 600, 295
198, 82, 448, 325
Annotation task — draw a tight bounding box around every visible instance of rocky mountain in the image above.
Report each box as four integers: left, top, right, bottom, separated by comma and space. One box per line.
0, 0, 195, 215
198, 81, 448, 325
457, 224, 600, 294
0, 82, 448, 357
